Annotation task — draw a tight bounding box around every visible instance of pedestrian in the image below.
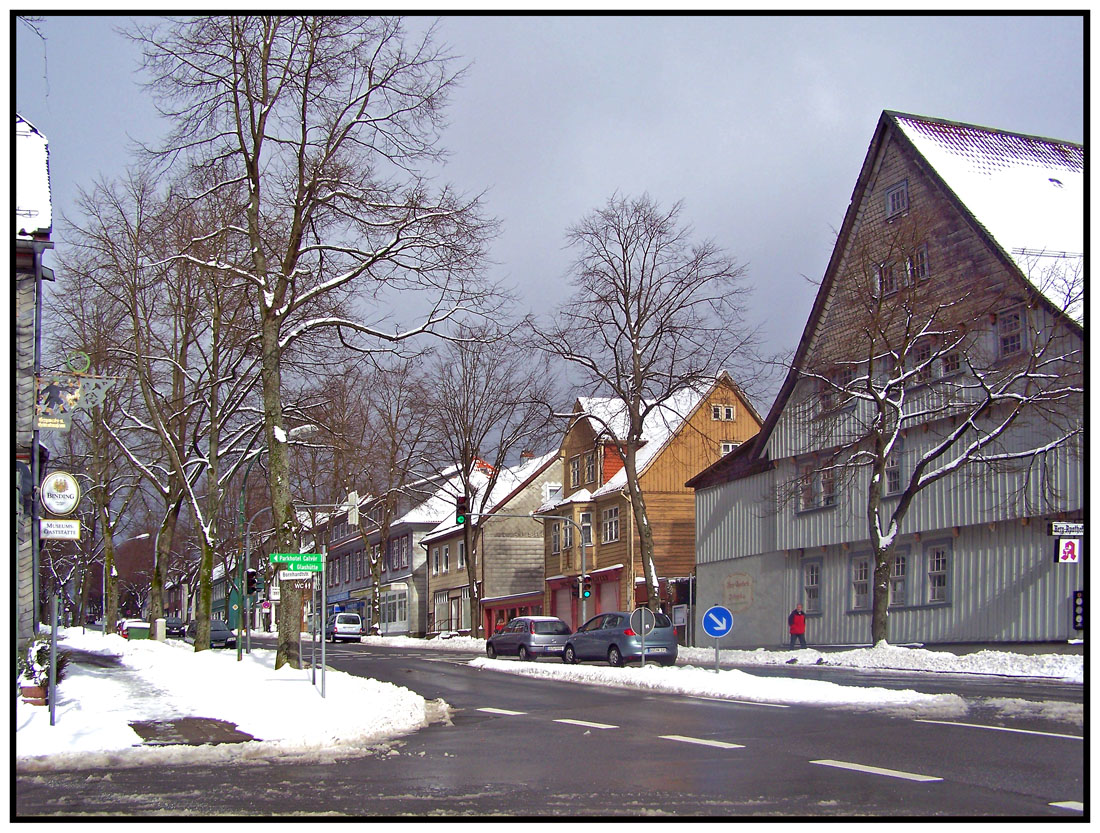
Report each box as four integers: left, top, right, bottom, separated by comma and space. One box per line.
788, 602, 807, 649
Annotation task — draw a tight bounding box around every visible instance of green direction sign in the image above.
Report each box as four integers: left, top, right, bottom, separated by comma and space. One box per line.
273, 552, 323, 572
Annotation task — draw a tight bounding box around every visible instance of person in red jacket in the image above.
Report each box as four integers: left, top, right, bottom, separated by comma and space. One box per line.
788, 603, 807, 649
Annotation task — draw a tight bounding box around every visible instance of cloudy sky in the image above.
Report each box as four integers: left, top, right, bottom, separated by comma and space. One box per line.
15, 14, 1084, 409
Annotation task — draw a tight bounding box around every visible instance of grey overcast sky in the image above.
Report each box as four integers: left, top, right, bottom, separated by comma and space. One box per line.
15, 13, 1085, 410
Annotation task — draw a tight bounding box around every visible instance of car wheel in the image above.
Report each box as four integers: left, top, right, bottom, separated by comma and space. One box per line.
486, 643, 497, 659
518, 646, 531, 662
563, 644, 577, 664
608, 646, 624, 668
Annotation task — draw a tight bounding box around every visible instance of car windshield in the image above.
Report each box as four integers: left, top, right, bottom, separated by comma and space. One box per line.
210, 620, 230, 632
533, 621, 571, 635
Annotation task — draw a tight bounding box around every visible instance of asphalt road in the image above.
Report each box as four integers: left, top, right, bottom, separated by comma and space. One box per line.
15, 640, 1084, 818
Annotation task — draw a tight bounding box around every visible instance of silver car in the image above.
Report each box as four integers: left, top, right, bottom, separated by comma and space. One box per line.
562, 611, 678, 667
486, 616, 572, 661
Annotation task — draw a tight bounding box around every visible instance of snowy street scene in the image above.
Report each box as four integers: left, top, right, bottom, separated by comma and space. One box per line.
16, 13, 1082, 820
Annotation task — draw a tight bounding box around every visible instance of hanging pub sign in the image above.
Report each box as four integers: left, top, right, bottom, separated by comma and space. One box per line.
34, 373, 116, 432
40, 471, 81, 516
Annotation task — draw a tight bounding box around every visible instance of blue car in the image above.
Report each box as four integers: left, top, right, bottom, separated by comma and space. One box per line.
562, 611, 678, 667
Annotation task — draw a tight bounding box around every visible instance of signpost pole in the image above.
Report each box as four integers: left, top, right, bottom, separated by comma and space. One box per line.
321, 544, 327, 699
715, 636, 719, 674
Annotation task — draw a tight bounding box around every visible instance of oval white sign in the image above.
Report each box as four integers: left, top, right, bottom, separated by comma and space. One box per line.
41, 471, 81, 515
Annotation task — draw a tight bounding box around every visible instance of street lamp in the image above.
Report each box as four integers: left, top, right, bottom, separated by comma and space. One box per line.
101, 532, 150, 636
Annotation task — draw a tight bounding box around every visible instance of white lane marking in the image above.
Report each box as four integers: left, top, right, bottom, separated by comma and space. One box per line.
554, 718, 618, 730
660, 735, 744, 749
810, 759, 942, 782
1050, 801, 1084, 812
916, 719, 1082, 741
477, 707, 527, 716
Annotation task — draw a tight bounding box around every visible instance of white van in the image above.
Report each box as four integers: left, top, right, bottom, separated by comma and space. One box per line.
326, 612, 364, 643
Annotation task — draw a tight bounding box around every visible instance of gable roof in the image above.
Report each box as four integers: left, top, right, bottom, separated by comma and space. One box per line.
688, 111, 1083, 491
420, 450, 559, 543
16, 115, 52, 240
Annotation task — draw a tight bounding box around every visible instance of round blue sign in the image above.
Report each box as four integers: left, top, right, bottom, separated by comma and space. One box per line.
701, 605, 734, 638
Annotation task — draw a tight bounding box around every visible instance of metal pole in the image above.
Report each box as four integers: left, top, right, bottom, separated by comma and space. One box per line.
321, 544, 327, 699
311, 573, 317, 685
49, 594, 58, 725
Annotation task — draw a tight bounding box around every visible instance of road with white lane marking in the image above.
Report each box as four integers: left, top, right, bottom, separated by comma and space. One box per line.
16, 640, 1083, 816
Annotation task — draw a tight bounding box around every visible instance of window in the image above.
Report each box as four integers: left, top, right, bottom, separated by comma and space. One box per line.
820, 367, 854, 412
584, 453, 596, 484
562, 522, 574, 550
712, 404, 737, 421
890, 555, 907, 606
458, 540, 466, 570
721, 441, 740, 455
940, 350, 961, 377
908, 244, 929, 282
543, 482, 562, 503
852, 557, 871, 610
602, 506, 620, 543
355, 551, 362, 580
569, 456, 581, 487
343, 555, 349, 583
432, 546, 440, 576
885, 450, 902, 495
820, 467, 837, 506
928, 545, 949, 603
875, 261, 901, 296
580, 511, 593, 546
803, 561, 821, 613
442, 544, 450, 573
799, 464, 816, 511
551, 523, 561, 554
911, 340, 933, 384
997, 307, 1025, 358
885, 180, 908, 218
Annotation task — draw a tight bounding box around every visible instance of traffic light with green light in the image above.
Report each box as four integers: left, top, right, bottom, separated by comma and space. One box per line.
456, 495, 469, 525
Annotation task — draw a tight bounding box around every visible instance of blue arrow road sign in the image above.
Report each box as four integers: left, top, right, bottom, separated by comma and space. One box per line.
701, 605, 734, 638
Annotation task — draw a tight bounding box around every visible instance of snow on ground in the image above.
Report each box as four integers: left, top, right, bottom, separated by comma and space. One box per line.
16, 629, 436, 772
16, 629, 1081, 771
376, 633, 1084, 683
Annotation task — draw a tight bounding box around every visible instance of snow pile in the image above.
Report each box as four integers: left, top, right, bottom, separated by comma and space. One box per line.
16, 629, 433, 771
469, 657, 967, 718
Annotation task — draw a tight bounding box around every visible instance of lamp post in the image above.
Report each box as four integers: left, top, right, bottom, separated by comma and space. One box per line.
100, 532, 150, 636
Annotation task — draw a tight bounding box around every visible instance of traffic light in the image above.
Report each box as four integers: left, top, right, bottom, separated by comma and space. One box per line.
246, 568, 258, 595
456, 495, 469, 525
582, 574, 592, 599
1073, 590, 1084, 631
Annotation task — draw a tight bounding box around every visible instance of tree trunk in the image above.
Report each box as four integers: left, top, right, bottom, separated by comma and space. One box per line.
195, 540, 213, 651
871, 549, 892, 645
465, 520, 479, 638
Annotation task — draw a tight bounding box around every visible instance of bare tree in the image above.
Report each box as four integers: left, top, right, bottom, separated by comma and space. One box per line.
538, 194, 754, 610
130, 15, 497, 668
790, 211, 1083, 644
427, 324, 558, 636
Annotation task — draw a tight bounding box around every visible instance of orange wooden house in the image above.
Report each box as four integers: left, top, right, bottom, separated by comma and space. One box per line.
536, 373, 761, 631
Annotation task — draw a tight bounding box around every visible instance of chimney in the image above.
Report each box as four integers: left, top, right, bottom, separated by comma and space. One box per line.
520, 450, 534, 459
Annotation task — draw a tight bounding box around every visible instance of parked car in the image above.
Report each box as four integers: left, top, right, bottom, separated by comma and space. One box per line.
486, 616, 572, 661
184, 618, 237, 649
164, 616, 186, 638
326, 612, 364, 643
562, 611, 678, 667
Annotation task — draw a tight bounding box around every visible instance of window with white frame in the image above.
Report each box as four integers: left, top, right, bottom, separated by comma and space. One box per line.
562, 522, 574, 550
820, 367, 854, 412
433, 591, 448, 631
551, 523, 561, 554
458, 540, 466, 570
911, 339, 933, 383
852, 557, 871, 610
602, 506, 620, 543
432, 546, 440, 576
889, 554, 907, 606
569, 456, 581, 487
885, 180, 908, 218
584, 453, 596, 484
875, 261, 901, 296
820, 467, 837, 507
580, 511, 593, 546
885, 450, 902, 495
928, 545, 949, 603
712, 404, 736, 421
997, 306, 1025, 358
803, 561, 821, 613
442, 544, 450, 573
799, 464, 816, 511
721, 441, 741, 455
939, 350, 961, 377
355, 551, 362, 580
343, 555, 349, 582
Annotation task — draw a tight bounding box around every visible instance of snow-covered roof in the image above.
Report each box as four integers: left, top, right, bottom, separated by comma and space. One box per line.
16, 115, 52, 240
421, 451, 558, 543
894, 113, 1083, 325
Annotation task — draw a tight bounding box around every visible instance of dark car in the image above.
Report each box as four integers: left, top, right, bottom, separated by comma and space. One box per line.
164, 616, 186, 638
184, 618, 237, 649
486, 616, 572, 661
562, 611, 678, 667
